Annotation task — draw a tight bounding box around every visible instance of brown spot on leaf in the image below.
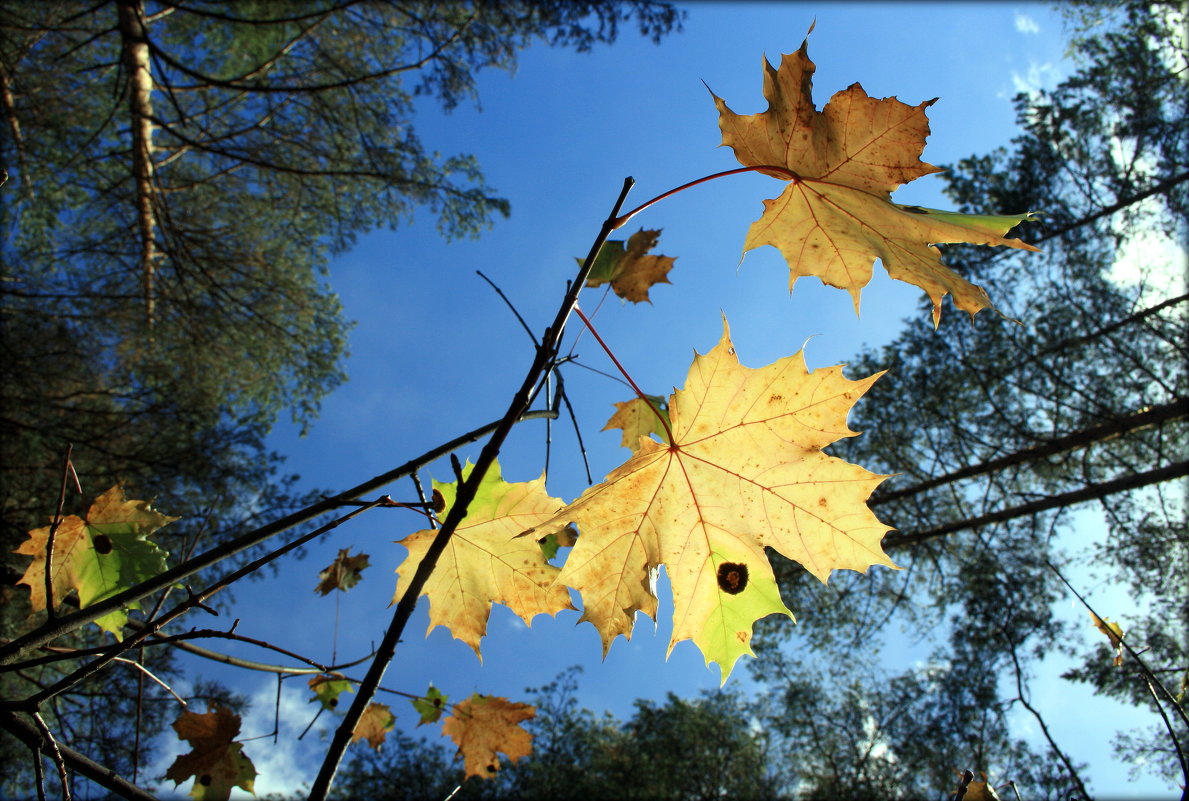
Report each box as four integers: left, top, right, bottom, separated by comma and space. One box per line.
716, 562, 749, 595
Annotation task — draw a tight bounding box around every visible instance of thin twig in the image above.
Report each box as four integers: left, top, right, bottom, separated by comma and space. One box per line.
1000, 631, 1093, 800
43, 445, 77, 621
113, 655, 187, 707
572, 304, 673, 443
556, 370, 593, 484
475, 269, 539, 347
611, 164, 796, 227
33, 734, 46, 801
9, 500, 387, 711
0, 410, 558, 665
1045, 560, 1189, 786
306, 177, 636, 801
0, 711, 156, 801
30, 712, 70, 801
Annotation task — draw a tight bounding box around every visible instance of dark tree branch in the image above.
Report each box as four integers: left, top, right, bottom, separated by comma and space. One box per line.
0, 711, 156, 801
0, 410, 556, 665
884, 460, 1189, 551
873, 400, 1187, 506
306, 176, 635, 801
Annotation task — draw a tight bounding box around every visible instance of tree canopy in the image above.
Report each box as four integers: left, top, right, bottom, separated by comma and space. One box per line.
752, 1, 1187, 796
0, 1, 681, 792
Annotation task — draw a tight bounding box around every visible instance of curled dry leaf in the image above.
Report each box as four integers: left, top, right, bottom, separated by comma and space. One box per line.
314, 547, 370, 595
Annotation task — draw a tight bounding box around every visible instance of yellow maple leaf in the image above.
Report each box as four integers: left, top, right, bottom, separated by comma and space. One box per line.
394, 460, 574, 658
14, 485, 176, 636
442, 694, 534, 779
164, 705, 256, 801
351, 702, 395, 750
529, 318, 895, 679
712, 34, 1038, 324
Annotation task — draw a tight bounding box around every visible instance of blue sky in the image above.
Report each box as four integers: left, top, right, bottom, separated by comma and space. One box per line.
145, 3, 1172, 798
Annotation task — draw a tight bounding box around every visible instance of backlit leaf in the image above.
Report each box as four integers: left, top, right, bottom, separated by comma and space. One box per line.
442, 694, 534, 779
308, 674, 354, 711
412, 685, 448, 726
164, 705, 256, 801
582, 228, 675, 303
603, 394, 671, 452
14, 485, 176, 637
529, 318, 895, 679
712, 34, 1037, 324
394, 460, 573, 658
352, 703, 395, 750
314, 547, 370, 595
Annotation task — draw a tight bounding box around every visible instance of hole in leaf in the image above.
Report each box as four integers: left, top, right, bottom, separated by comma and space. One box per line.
716, 562, 748, 595
92, 534, 113, 555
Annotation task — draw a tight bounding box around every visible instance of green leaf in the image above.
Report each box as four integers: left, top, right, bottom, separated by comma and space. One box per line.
15, 485, 175, 638
412, 685, 448, 726
579, 240, 627, 285
309, 675, 354, 711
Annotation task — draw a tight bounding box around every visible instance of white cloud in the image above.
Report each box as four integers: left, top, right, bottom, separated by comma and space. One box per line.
1014, 12, 1041, 35
1010, 62, 1059, 96
146, 677, 328, 799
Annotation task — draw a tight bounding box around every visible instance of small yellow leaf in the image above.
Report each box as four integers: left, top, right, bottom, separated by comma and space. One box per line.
442, 694, 534, 779
351, 703, 395, 750
1091, 612, 1126, 666
602, 395, 671, 452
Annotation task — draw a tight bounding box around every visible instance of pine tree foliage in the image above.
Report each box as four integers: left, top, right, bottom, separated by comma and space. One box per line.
753, 2, 1187, 794
0, 1, 680, 793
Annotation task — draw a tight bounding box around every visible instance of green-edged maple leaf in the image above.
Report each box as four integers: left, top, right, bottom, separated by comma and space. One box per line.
309, 674, 354, 710
528, 318, 895, 680
14, 485, 175, 637
603, 394, 671, 452
442, 694, 534, 779
581, 228, 675, 303
412, 684, 448, 725
164, 705, 256, 801
352, 702, 395, 750
394, 460, 574, 658
712, 34, 1038, 325
314, 547, 370, 595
